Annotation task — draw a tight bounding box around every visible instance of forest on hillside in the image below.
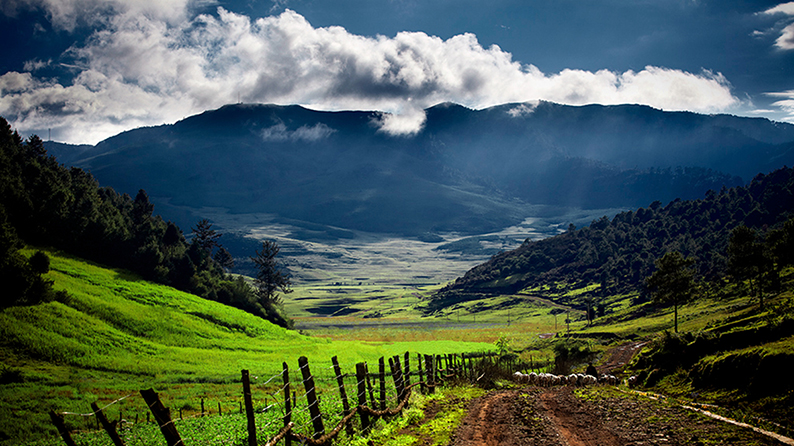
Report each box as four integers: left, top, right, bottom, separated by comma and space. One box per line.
434, 167, 794, 310
0, 118, 292, 328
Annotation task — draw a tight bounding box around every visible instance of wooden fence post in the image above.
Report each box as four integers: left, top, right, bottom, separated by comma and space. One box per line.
282, 362, 292, 446
435, 355, 441, 387
331, 356, 352, 437
378, 357, 386, 412
394, 356, 405, 396
365, 362, 376, 410
389, 357, 405, 401
417, 354, 425, 394
242, 370, 257, 446
140, 388, 183, 446
298, 356, 325, 440
49, 410, 77, 446
355, 363, 371, 434
403, 352, 411, 388
424, 355, 435, 394
91, 402, 125, 446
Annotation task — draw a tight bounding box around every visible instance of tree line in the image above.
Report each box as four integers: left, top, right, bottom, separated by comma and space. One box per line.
433, 166, 794, 314
0, 118, 292, 328
644, 216, 792, 333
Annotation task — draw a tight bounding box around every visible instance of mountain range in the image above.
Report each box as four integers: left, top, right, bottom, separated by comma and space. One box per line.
46, 101, 794, 239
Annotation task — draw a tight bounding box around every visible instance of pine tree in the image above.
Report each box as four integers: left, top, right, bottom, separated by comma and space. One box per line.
646, 251, 696, 333
214, 247, 235, 273
191, 218, 221, 254
250, 240, 292, 305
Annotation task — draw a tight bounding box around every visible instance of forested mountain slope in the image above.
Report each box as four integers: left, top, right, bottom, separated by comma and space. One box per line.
0, 118, 290, 327
433, 167, 794, 309
45, 101, 794, 237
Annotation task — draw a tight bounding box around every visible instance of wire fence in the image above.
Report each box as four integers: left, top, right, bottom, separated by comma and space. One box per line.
48, 351, 529, 446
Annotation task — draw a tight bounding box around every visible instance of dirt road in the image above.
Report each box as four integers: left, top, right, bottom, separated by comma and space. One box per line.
449, 386, 786, 446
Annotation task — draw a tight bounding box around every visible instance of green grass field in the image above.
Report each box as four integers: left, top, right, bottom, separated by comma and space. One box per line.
2, 249, 792, 445
0, 250, 493, 444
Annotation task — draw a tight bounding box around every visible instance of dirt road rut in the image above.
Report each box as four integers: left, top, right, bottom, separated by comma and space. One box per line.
449, 386, 785, 446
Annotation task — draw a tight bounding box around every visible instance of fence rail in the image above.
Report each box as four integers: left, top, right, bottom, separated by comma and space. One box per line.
50, 351, 532, 446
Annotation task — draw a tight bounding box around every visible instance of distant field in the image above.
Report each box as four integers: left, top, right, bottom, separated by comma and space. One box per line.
167, 204, 628, 284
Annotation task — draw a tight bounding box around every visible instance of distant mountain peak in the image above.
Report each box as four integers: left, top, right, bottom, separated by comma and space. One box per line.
44, 100, 794, 238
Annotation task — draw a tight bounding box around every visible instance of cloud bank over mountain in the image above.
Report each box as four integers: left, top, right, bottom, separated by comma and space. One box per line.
762, 2, 794, 50
1, 2, 742, 144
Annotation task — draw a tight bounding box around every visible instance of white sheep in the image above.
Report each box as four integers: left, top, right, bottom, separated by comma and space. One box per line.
557, 374, 570, 386
538, 372, 554, 386
582, 374, 597, 386
513, 371, 532, 383
599, 374, 619, 385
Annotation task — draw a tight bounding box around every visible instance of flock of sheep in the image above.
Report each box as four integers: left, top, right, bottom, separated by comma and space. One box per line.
513, 371, 625, 387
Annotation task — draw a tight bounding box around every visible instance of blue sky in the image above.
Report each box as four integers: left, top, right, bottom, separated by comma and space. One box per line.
1, 0, 793, 144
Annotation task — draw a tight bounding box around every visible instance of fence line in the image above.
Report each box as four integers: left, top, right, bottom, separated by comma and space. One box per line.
50, 351, 525, 446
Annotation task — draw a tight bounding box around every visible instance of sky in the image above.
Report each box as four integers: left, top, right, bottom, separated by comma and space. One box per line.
1, 0, 793, 144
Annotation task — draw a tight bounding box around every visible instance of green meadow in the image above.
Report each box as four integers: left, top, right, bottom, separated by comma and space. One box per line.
0, 250, 492, 443
2, 249, 792, 444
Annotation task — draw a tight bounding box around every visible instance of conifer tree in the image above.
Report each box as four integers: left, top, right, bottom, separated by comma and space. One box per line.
191, 218, 221, 253
646, 251, 696, 333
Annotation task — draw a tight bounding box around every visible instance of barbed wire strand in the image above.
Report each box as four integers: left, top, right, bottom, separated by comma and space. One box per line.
256, 370, 288, 388
61, 393, 137, 417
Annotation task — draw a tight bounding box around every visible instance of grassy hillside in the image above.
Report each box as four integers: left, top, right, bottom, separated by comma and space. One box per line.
0, 250, 492, 444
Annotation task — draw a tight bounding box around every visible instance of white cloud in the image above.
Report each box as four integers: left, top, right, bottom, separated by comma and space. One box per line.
775, 23, 794, 49
2, 0, 208, 30
766, 90, 794, 122
261, 122, 336, 142
506, 101, 539, 118
374, 108, 428, 136
22, 58, 51, 71
1, 7, 742, 143
763, 2, 794, 15
761, 2, 794, 50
